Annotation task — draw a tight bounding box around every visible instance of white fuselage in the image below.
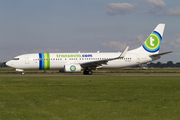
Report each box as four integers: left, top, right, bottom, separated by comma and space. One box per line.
6, 51, 158, 71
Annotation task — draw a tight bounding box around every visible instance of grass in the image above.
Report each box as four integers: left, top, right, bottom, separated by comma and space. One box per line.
0, 76, 180, 120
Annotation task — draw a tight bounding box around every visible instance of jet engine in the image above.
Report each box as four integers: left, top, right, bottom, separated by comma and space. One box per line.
64, 64, 81, 72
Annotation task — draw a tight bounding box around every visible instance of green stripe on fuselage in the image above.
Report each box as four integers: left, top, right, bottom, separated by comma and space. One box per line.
44, 53, 50, 70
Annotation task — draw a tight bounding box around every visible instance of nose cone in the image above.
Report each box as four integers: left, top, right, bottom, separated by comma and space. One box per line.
6, 60, 13, 67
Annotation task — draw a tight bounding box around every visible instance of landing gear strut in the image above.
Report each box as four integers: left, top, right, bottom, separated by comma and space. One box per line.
83, 70, 93, 75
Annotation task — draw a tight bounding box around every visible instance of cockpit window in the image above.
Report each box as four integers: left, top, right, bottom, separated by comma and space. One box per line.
12, 58, 19, 60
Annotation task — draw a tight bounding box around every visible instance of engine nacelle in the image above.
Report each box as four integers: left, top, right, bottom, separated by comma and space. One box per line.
64, 64, 82, 72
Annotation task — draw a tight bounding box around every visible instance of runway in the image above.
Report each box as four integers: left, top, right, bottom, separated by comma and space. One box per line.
1, 73, 180, 77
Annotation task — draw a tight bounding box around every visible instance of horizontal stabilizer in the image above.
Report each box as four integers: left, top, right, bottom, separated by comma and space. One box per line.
149, 51, 172, 57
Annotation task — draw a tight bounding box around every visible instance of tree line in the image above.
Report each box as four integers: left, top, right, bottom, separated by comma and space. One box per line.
0, 62, 8, 67
147, 61, 180, 68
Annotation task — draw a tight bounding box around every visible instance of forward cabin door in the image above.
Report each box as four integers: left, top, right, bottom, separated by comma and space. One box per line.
25, 55, 30, 64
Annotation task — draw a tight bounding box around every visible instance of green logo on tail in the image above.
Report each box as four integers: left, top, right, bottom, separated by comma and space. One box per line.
142, 31, 162, 53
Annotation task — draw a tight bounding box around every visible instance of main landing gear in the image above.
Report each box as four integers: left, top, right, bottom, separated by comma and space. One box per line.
83, 70, 93, 75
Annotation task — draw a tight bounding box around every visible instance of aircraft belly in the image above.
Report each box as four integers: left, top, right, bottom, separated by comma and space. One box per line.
101, 59, 137, 69
18, 64, 31, 69
49, 62, 64, 69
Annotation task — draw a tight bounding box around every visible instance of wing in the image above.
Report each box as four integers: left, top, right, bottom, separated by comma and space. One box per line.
80, 46, 129, 69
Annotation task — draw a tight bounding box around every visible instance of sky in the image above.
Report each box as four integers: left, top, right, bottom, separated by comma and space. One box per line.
0, 0, 180, 63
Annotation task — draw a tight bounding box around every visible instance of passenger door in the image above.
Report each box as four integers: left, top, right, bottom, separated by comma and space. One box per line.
25, 55, 30, 64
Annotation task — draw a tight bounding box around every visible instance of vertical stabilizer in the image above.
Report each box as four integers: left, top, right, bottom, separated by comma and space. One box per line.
142, 24, 165, 53
131, 24, 165, 54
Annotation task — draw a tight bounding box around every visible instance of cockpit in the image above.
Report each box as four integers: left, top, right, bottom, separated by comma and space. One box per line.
6, 57, 21, 68
12, 58, 19, 60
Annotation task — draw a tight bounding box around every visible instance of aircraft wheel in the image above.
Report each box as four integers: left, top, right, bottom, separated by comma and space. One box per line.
88, 70, 92, 75
83, 70, 92, 75
83, 70, 88, 75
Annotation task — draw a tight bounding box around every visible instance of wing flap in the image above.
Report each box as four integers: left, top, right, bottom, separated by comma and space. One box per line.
80, 59, 108, 68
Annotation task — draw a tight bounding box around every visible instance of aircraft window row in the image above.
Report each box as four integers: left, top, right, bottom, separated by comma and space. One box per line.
33, 57, 132, 61
34, 58, 111, 61
66, 58, 131, 60
12, 58, 19, 60
80, 58, 113, 60
69, 58, 77, 60
34, 58, 63, 61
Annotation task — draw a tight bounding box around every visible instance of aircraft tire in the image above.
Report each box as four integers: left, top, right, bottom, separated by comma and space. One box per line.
83, 70, 92, 75
88, 70, 92, 75
83, 70, 87, 75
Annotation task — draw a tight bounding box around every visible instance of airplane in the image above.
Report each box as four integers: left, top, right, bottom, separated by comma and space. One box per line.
6, 24, 172, 75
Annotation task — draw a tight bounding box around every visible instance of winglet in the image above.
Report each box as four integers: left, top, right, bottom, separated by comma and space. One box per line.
118, 46, 129, 58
